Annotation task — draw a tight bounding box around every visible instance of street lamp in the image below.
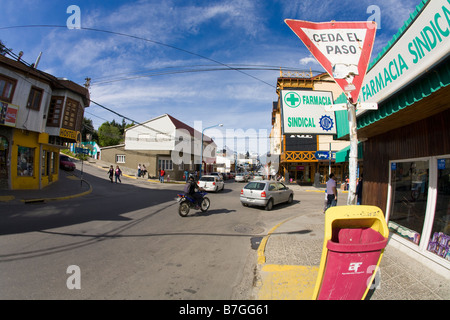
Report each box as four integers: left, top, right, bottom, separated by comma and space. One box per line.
200, 123, 223, 178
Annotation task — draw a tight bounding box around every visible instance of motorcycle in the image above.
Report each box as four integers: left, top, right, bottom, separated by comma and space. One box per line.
176, 191, 210, 217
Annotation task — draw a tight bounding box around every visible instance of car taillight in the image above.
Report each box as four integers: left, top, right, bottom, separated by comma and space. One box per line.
240, 189, 243, 195
261, 191, 266, 198
197, 181, 200, 185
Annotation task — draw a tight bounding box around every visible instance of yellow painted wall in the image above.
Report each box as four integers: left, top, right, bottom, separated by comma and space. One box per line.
11, 130, 59, 190
11, 129, 40, 189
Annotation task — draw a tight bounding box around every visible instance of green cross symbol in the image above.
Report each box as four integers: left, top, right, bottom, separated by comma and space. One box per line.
285, 92, 301, 108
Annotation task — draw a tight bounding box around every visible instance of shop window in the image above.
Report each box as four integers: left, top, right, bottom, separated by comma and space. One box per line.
388, 160, 429, 245
0, 74, 16, 103
17, 146, 35, 177
427, 158, 450, 261
27, 87, 43, 111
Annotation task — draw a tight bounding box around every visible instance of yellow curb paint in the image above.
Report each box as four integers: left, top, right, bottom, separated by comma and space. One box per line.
257, 264, 319, 300
22, 180, 93, 203
257, 217, 296, 265
256, 217, 319, 300
0, 195, 15, 202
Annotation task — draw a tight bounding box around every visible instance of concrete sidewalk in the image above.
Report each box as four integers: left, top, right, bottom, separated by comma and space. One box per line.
0, 170, 92, 204
253, 185, 450, 300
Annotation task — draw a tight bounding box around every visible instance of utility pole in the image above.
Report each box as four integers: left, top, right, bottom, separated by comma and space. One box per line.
347, 101, 358, 205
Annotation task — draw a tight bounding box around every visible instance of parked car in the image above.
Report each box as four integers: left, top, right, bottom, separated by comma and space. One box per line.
60, 155, 76, 171
235, 172, 249, 182
251, 174, 264, 181
198, 175, 224, 192
240, 181, 293, 211
209, 172, 224, 180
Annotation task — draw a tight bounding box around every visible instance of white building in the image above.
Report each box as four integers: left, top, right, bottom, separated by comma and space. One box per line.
100, 114, 217, 180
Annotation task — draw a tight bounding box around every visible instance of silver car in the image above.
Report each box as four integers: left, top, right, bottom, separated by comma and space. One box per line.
235, 172, 249, 182
240, 180, 294, 211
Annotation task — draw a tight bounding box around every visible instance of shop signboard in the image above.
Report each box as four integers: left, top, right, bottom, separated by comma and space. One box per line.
0, 101, 19, 127
280, 90, 336, 135
357, 0, 450, 115
315, 151, 336, 160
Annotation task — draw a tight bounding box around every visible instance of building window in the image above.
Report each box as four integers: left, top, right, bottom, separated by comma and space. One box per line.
47, 96, 64, 127
62, 98, 80, 130
116, 155, 125, 163
17, 146, 35, 177
159, 158, 173, 171
0, 74, 17, 103
27, 87, 43, 111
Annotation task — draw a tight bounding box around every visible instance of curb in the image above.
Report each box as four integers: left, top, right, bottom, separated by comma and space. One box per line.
257, 216, 297, 265
22, 179, 93, 204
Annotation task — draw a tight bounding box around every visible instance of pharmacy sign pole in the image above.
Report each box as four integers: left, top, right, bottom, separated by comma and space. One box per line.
285, 19, 377, 205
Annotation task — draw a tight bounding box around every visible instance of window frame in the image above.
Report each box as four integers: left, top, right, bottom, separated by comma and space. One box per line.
116, 155, 125, 164
0, 74, 17, 103
46, 96, 65, 127
62, 97, 80, 130
27, 86, 44, 111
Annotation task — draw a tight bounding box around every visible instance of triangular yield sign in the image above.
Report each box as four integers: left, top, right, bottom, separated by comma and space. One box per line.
285, 19, 377, 104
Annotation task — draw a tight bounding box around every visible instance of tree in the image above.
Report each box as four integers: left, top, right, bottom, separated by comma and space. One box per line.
81, 118, 97, 142
98, 122, 122, 147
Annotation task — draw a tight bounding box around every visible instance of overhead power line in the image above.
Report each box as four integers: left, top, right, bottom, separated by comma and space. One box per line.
0, 24, 278, 88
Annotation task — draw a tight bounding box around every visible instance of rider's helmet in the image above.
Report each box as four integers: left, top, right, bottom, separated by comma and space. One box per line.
189, 174, 195, 181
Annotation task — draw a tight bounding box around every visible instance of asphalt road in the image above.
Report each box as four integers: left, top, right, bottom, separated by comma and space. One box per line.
0, 161, 309, 300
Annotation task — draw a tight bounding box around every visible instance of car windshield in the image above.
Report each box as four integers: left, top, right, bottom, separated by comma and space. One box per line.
200, 177, 215, 181
60, 156, 70, 161
244, 182, 265, 190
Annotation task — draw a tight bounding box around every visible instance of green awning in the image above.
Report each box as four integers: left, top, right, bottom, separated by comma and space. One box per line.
335, 143, 363, 163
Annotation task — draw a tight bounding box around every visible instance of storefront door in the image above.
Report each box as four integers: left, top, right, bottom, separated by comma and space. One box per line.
0, 136, 9, 189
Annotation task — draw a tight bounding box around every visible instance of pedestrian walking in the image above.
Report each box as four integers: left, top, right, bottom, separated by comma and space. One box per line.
159, 168, 165, 183
115, 165, 122, 183
325, 173, 337, 210
107, 165, 114, 183
137, 164, 141, 177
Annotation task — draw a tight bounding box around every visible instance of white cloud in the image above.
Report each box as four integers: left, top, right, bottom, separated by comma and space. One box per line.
299, 56, 319, 66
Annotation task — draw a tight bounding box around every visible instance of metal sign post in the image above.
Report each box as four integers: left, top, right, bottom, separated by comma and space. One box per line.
347, 100, 358, 205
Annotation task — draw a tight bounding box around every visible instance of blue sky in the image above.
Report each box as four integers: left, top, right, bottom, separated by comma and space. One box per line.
0, 0, 421, 151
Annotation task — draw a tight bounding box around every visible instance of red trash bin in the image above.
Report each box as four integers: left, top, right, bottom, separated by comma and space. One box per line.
317, 227, 388, 300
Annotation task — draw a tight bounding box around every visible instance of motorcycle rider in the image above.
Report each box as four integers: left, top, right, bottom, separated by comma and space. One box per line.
185, 174, 205, 208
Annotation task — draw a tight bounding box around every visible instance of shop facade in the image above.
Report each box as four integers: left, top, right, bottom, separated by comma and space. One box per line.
334, 0, 450, 274
270, 72, 350, 185
0, 54, 89, 190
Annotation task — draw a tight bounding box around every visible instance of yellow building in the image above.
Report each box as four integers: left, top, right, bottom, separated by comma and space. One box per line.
270, 71, 349, 185
0, 54, 89, 190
